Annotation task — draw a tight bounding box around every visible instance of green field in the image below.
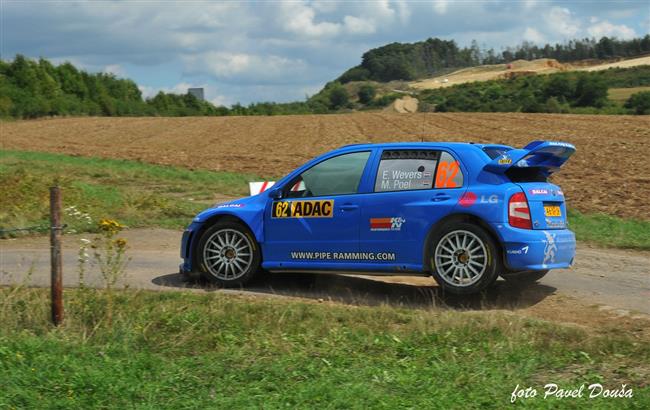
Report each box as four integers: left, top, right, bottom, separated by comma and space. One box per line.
0, 150, 255, 234
1, 150, 649, 249
607, 86, 650, 103
0, 287, 648, 408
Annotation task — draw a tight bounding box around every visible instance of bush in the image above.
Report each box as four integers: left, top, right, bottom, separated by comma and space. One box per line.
624, 91, 650, 114
574, 75, 608, 107
328, 83, 349, 109
357, 84, 377, 104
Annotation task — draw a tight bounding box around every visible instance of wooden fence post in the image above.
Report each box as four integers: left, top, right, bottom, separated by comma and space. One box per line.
50, 186, 63, 325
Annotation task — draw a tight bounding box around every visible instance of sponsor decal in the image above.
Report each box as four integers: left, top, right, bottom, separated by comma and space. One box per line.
459, 191, 477, 207
290, 251, 396, 261
459, 192, 498, 207
507, 245, 529, 255
542, 231, 557, 267
481, 194, 498, 204
529, 189, 549, 195
548, 141, 574, 148
217, 203, 245, 208
272, 200, 333, 218
545, 218, 566, 228
370, 217, 405, 231
498, 156, 512, 165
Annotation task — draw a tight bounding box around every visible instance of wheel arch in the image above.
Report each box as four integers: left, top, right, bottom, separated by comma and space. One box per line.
422, 213, 504, 271
191, 214, 261, 266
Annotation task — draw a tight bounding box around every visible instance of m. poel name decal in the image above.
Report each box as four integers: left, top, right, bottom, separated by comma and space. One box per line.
272, 200, 334, 218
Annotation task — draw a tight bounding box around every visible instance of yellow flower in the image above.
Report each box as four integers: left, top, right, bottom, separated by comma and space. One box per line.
114, 238, 128, 249
98, 218, 124, 235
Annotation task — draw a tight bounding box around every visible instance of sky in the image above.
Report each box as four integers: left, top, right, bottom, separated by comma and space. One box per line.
2, 0, 649, 106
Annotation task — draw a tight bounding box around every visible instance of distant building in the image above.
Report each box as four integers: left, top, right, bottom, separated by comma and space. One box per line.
188, 88, 204, 100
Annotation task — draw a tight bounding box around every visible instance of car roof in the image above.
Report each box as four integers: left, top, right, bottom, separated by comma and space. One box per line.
336, 141, 513, 153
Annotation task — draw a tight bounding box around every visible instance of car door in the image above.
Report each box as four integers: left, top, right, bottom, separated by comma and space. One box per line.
263, 150, 372, 268
359, 149, 467, 269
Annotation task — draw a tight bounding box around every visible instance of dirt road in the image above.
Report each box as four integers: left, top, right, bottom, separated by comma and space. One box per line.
1, 229, 648, 322
3, 113, 650, 219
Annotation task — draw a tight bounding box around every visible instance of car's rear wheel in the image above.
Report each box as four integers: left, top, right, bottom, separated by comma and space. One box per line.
196, 221, 261, 287
429, 222, 500, 294
501, 270, 549, 283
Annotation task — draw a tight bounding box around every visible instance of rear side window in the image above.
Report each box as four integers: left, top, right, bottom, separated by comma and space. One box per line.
483, 147, 511, 159
434, 152, 464, 188
374, 150, 438, 192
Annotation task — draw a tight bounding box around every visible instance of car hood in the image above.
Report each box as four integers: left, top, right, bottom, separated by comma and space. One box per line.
193, 194, 265, 223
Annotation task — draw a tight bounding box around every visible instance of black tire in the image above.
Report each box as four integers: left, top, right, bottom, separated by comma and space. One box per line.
428, 222, 501, 295
195, 220, 261, 287
501, 270, 549, 284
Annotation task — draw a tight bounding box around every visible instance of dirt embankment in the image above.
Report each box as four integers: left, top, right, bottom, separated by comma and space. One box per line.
2, 113, 650, 219
410, 55, 650, 90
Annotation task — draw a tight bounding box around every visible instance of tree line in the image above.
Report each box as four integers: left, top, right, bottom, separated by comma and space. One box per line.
418, 66, 650, 114
0, 55, 224, 118
0, 55, 342, 118
338, 35, 650, 83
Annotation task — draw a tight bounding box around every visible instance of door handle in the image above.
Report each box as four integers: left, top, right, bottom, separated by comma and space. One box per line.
431, 193, 451, 202
340, 203, 359, 211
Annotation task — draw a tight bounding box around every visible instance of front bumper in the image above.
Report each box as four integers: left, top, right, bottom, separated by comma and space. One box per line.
491, 224, 576, 271
179, 223, 201, 275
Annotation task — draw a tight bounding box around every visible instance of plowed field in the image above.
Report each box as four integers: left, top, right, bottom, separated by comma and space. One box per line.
2, 113, 649, 219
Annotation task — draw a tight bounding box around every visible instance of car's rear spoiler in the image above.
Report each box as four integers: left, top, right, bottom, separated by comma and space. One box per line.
484, 140, 576, 176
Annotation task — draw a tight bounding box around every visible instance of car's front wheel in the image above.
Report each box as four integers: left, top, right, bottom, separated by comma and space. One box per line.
196, 221, 261, 287
429, 222, 501, 294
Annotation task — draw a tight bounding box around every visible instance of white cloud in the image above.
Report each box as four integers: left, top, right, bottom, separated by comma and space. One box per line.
182, 52, 308, 84
544, 7, 580, 38
343, 15, 376, 35
394, 0, 412, 24
103, 64, 125, 77
432, 0, 449, 15
281, 1, 340, 37
587, 20, 637, 39
523, 27, 545, 43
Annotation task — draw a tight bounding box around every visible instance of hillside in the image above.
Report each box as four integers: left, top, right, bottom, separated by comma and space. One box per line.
337, 35, 650, 84
410, 55, 650, 90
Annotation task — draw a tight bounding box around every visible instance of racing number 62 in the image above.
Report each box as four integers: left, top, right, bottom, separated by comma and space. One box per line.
435, 161, 459, 188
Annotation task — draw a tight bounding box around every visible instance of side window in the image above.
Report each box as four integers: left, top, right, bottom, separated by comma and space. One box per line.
434, 151, 464, 188
374, 150, 439, 192
286, 151, 370, 198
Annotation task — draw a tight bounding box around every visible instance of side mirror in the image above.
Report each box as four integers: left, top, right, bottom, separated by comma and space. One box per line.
269, 188, 282, 199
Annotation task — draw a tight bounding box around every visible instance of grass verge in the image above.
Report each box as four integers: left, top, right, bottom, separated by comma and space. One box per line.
567, 209, 650, 250
0, 287, 648, 408
1, 150, 649, 249
0, 150, 256, 234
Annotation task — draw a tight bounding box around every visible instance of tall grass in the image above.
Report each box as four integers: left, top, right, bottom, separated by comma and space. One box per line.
0, 286, 648, 408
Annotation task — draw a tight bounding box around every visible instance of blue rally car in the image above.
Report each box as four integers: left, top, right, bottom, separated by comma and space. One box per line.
180, 140, 576, 295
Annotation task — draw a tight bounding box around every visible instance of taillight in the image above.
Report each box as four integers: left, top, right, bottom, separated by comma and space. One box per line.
509, 192, 532, 229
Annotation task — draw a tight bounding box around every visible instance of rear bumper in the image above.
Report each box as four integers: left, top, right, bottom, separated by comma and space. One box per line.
491, 224, 576, 271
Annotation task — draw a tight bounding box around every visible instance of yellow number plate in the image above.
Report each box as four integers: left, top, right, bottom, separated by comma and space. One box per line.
544, 205, 562, 217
